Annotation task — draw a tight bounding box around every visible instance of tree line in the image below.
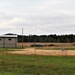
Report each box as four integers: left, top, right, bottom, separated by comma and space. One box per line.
18, 34, 75, 43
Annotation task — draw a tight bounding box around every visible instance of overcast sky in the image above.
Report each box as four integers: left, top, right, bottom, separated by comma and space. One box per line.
0, 0, 75, 35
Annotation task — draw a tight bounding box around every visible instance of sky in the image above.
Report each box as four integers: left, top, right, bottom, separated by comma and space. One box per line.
0, 0, 75, 35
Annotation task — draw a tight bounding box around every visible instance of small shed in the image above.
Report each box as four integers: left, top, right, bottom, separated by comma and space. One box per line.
0, 34, 17, 48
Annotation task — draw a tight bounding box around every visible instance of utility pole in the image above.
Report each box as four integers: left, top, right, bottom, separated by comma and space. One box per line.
22, 28, 23, 48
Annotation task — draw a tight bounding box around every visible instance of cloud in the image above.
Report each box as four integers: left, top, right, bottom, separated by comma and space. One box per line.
0, 0, 75, 35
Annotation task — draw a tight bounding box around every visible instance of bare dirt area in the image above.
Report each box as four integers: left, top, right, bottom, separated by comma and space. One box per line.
8, 48, 75, 56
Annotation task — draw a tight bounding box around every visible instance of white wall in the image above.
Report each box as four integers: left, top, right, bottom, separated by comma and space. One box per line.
0, 37, 17, 48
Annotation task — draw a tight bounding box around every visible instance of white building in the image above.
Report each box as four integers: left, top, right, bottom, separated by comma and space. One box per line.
0, 34, 17, 48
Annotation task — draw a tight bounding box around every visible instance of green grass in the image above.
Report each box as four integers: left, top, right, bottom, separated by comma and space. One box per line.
0, 53, 75, 75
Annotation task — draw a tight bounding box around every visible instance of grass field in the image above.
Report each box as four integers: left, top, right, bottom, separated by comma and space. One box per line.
0, 43, 75, 75
0, 47, 25, 52
0, 53, 75, 75
18, 42, 75, 50
35, 47, 75, 50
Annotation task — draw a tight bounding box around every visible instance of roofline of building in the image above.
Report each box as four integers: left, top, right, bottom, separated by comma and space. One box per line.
0, 35, 17, 38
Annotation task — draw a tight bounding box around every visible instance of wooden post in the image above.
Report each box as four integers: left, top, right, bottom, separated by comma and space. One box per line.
22, 28, 23, 48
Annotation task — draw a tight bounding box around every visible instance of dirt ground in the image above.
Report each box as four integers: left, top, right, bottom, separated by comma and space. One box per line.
8, 48, 75, 56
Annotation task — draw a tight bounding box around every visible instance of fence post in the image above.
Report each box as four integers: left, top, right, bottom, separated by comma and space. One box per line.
61, 48, 65, 56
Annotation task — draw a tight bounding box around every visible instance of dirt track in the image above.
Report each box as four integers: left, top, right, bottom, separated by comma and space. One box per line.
8, 48, 75, 56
